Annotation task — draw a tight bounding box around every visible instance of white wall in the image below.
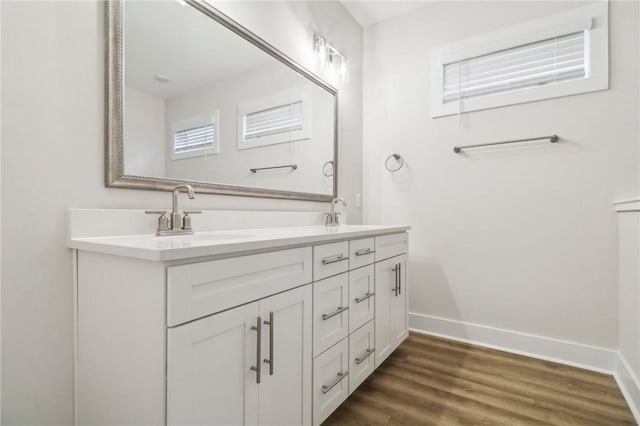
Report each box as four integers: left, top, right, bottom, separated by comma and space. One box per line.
124, 87, 166, 177
619, 211, 640, 378
615, 201, 640, 418
0, 1, 362, 424
363, 1, 639, 350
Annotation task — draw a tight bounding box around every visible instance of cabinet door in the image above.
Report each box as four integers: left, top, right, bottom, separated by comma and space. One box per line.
258, 285, 312, 426
167, 302, 260, 426
374, 254, 408, 368
390, 255, 409, 350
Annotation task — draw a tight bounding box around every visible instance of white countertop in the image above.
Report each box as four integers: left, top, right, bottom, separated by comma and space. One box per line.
67, 225, 410, 262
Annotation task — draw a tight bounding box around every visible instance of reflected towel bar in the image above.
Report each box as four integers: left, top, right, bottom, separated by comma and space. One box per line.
250, 164, 298, 173
453, 135, 559, 153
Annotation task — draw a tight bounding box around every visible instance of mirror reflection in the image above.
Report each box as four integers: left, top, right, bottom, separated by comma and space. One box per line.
122, 1, 336, 196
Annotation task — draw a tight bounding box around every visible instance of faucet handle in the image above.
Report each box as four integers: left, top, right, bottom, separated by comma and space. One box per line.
145, 210, 170, 233
323, 212, 333, 226
182, 210, 202, 231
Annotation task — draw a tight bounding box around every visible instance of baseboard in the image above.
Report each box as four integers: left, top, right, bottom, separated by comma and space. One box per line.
614, 353, 640, 423
409, 312, 616, 374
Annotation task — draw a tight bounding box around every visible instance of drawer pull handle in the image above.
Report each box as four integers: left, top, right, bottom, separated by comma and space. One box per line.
321, 371, 349, 394
322, 254, 349, 265
322, 306, 349, 320
250, 316, 262, 384
355, 348, 376, 365
263, 311, 274, 376
355, 248, 375, 256
354, 292, 375, 303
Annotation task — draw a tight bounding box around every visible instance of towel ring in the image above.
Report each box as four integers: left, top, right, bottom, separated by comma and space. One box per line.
322, 161, 334, 177
385, 154, 404, 172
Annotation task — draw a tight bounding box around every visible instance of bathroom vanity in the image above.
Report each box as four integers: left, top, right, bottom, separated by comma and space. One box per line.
69, 217, 409, 426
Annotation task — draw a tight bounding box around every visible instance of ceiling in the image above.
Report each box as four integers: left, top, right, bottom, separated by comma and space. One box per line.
340, 1, 431, 27
125, 1, 273, 99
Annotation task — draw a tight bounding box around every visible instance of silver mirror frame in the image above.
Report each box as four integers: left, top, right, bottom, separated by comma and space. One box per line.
106, 0, 338, 202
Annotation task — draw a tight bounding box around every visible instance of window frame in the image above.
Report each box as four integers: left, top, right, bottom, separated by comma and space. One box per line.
430, 1, 608, 118
169, 110, 220, 161
237, 87, 312, 150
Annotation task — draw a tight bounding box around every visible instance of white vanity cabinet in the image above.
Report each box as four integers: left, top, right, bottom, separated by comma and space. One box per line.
71, 224, 409, 426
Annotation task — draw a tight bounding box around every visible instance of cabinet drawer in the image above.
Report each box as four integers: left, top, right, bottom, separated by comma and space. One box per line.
313, 241, 349, 281
313, 273, 349, 357
375, 233, 408, 262
167, 247, 312, 327
349, 320, 375, 395
349, 265, 375, 333
349, 238, 375, 270
313, 338, 349, 426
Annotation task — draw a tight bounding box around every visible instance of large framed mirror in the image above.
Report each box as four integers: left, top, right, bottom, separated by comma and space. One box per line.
106, 0, 338, 202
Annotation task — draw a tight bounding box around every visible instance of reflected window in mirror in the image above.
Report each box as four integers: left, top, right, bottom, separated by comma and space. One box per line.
171, 110, 219, 161
239, 86, 311, 150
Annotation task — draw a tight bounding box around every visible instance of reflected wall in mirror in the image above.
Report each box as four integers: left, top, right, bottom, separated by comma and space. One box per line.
106, 0, 338, 201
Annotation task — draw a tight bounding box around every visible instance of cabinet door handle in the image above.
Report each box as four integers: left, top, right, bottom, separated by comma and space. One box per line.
355, 348, 376, 365
263, 312, 274, 376
392, 264, 399, 296
321, 371, 349, 394
250, 316, 262, 384
322, 254, 349, 265
322, 306, 349, 320
398, 263, 402, 296
354, 292, 375, 303
355, 248, 375, 256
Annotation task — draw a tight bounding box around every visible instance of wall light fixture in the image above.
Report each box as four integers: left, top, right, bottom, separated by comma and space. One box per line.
314, 34, 349, 85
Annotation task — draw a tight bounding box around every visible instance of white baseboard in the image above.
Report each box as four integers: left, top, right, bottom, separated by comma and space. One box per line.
409, 312, 616, 374
614, 353, 640, 423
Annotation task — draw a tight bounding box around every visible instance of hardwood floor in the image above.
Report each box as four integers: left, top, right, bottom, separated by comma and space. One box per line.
324, 332, 636, 426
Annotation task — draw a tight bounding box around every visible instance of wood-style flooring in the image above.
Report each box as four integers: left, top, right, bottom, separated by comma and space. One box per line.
324, 332, 636, 426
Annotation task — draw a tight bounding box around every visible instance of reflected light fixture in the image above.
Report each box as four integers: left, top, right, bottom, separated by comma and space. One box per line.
314, 34, 349, 85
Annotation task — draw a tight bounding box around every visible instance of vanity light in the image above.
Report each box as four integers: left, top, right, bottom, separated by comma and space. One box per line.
314, 34, 349, 85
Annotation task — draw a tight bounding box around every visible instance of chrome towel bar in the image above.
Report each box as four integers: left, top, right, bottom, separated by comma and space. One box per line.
250, 164, 298, 173
453, 134, 559, 153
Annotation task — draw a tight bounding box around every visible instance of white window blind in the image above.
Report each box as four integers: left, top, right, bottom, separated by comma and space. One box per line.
242, 101, 303, 141
443, 31, 587, 103
173, 123, 214, 154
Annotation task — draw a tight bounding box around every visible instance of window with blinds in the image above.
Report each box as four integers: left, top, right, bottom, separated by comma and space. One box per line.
242, 101, 303, 141
173, 123, 215, 153
430, 2, 608, 117
443, 31, 587, 103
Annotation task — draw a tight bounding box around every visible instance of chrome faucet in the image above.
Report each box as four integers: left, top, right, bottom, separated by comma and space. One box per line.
146, 184, 201, 236
325, 197, 346, 227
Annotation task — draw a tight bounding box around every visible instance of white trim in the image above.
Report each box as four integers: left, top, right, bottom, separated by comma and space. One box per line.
73, 250, 79, 426
614, 352, 640, 423
613, 197, 640, 212
237, 86, 312, 150
430, 1, 609, 117
169, 110, 220, 161
409, 312, 616, 373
